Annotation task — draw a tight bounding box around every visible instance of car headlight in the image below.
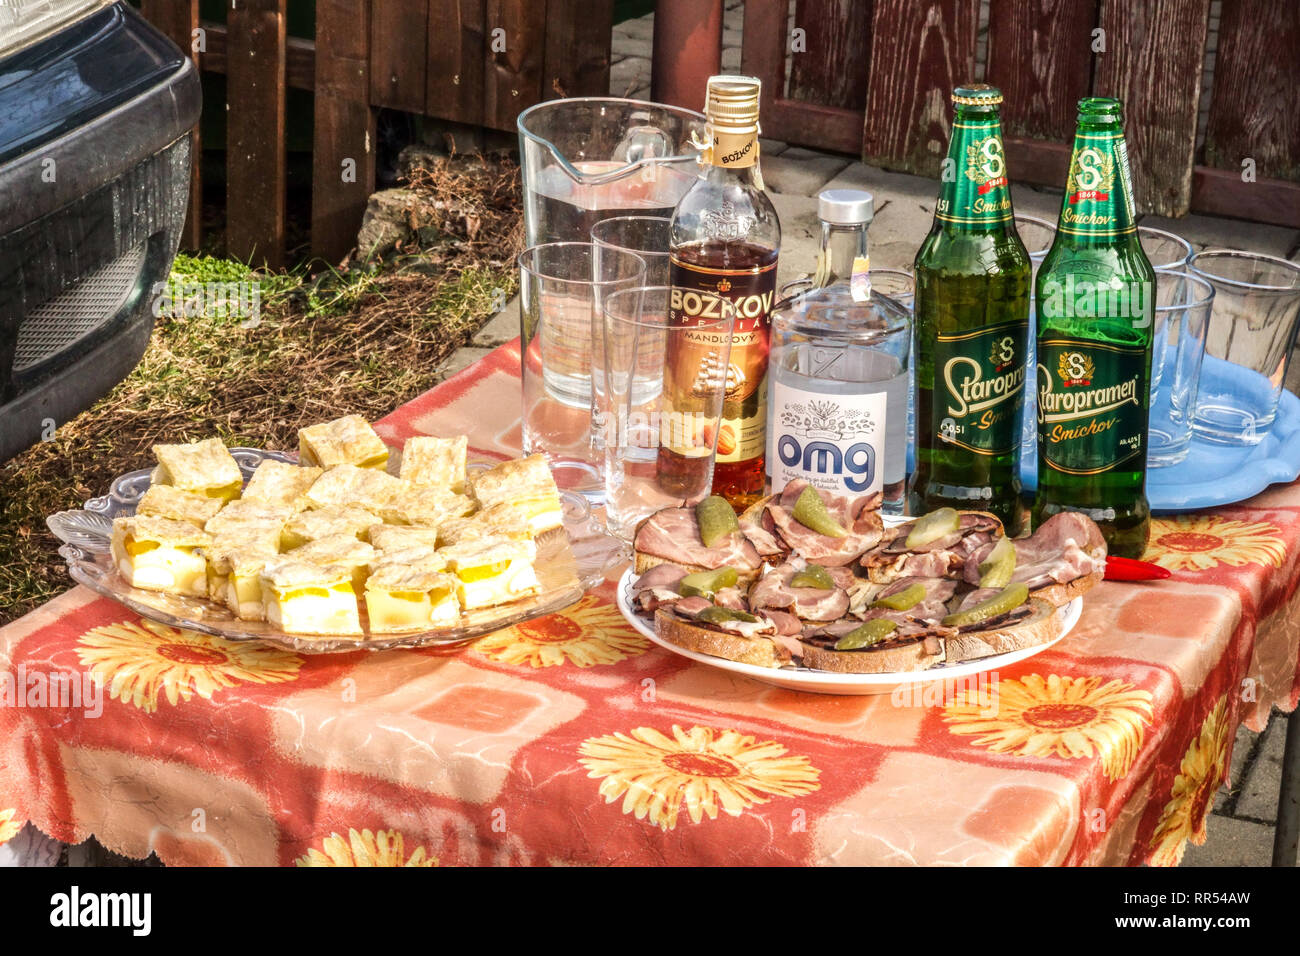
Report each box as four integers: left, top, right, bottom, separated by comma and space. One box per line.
0, 0, 115, 60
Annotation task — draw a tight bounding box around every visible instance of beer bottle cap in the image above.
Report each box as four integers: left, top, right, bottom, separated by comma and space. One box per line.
952, 84, 1003, 106
818, 188, 874, 225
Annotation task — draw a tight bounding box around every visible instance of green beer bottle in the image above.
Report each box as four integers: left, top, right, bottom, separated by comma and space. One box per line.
1033, 97, 1155, 558
910, 85, 1031, 534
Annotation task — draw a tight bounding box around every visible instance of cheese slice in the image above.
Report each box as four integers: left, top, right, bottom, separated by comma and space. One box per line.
151, 438, 244, 502
399, 435, 468, 493
111, 515, 212, 597
298, 415, 389, 470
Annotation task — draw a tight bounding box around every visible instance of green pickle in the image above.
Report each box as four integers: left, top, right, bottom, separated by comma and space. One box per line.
941, 582, 1030, 627
696, 495, 740, 548
792, 486, 846, 538
789, 565, 835, 590
872, 582, 927, 611
835, 619, 898, 651
904, 507, 960, 549
696, 606, 758, 626
678, 567, 739, 597
977, 537, 1017, 588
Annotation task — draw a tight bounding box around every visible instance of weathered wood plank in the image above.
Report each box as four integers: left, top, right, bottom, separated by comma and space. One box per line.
226, 0, 286, 269
544, 0, 613, 100
1190, 165, 1300, 228
427, 0, 486, 124
789, 0, 874, 111
483, 0, 547, 131
1204, 0, 1300, 182
861, 0, 979, 177
196, 22, 316, 91
985, 0, 1095, 143
313, 0, 376, 265
142, 0, 202, 250
1094, 0, 1209, 217
370, 0, 430, 114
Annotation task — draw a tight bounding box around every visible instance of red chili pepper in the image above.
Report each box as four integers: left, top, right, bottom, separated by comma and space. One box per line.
1104, 556, 1171, 581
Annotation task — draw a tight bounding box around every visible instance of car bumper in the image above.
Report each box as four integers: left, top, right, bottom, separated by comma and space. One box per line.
0, 3, 201, 460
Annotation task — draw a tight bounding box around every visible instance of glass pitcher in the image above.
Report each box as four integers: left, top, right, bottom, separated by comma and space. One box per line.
517, 98, 706, 247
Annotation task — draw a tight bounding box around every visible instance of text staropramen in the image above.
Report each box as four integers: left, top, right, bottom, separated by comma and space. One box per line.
1037, 373, 1142, 422
943, 356, 1025, 417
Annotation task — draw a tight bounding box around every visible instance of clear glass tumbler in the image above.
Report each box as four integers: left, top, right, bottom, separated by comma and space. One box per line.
1188, 250, 1300, 444
519, 242, 646, 496
1139, 225, 1193, 272
1148, 269, 1213, 466
591, 216, 673, 285
600, 286, 734, 540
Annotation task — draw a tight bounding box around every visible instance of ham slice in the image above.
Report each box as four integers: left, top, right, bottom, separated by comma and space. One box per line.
747, 563, 850, 622
1009, 512, 1102, 590
634, 508, 762, 572
760, 480, 884, 566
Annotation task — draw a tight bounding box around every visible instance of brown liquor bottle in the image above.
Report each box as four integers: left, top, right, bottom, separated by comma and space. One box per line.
666, 75, 782, 511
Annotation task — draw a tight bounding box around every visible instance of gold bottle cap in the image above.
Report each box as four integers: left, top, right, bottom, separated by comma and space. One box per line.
952, 84, 1003, 106
705, 75, 761, 131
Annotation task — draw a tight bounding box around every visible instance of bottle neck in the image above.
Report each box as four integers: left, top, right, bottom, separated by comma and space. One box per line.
814, 222, 868, 287
936, 106, 1013, 230
1054, 120, 1137, 245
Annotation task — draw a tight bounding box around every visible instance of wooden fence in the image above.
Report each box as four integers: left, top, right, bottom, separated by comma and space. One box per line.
743, 0, 1300, 227
138, 0, 614, 268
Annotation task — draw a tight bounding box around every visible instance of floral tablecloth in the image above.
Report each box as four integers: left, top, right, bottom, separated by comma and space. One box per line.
2, 339, 1298, 866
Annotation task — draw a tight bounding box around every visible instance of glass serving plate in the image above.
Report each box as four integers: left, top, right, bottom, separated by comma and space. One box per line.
46, 448, 628, 654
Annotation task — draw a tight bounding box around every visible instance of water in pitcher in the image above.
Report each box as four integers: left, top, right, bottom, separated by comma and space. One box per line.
528, 160, 695, 245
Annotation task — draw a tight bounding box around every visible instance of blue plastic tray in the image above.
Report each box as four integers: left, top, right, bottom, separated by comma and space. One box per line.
904, 371, 1300, 513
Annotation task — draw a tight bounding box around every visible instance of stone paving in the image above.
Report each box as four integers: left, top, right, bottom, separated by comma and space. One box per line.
447, 2, 1300, 868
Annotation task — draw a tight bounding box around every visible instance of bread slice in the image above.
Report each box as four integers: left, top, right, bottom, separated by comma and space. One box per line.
654, 608, 789, 669
799, 634, 944, 674
941, 597, 1064, 664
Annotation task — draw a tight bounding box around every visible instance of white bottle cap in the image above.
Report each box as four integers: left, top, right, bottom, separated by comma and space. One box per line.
818, 189, 874, 225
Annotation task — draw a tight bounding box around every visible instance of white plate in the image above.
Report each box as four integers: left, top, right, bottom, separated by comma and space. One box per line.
616, 569, 1081, 696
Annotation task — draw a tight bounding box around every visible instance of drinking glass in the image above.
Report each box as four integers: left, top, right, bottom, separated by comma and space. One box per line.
518, 242, 646, 495
1139, 225, 1193, 272
1188, 250, 1300, 444
591, 216, 673, 285
1148, 269, 1213, 466
1015, 214, 1056, 461
601, 285, 734, 540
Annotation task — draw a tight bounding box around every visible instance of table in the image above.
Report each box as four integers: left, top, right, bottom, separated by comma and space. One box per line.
2, 339, 1299, 866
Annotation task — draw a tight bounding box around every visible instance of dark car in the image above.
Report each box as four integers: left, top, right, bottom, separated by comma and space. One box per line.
0, 1, 200, 461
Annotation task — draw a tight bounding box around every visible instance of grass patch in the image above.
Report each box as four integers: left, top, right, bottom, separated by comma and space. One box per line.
0, 153, 521, 625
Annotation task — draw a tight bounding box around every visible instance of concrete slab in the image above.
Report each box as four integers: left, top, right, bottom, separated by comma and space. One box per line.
614, 34, 652, 62
610, 57, 652, 97
1139, 212, 1299, 258
614, 15, 655, 42
763, 148, 852, 197
1181, 815, 1278, 866
822, 162, 937, 206
760, 138, 789, 157
769, 191, 821, 286
1237, 712, 1288, 820
472, 297, 520, 348
721, 45, 742, 71
436, 347, 494, 383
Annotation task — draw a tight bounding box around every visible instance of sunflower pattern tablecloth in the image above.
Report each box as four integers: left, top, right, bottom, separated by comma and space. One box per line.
2, 340, 1299, 867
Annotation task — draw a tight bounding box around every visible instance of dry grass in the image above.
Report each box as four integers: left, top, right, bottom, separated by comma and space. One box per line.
0, 152, 521, 625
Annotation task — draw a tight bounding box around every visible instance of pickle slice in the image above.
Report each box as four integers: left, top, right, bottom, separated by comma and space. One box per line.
695, 605, 758, 626
977, 537, 1017, 589
696, 496, 740, 547
871, 582, 926, 611
789, 564, 834, 590
679, 567, 739, 598
834, 618, 898, 651
792, 486, 846, 538
905, 507, 960, 549
941, 582, 1030, 627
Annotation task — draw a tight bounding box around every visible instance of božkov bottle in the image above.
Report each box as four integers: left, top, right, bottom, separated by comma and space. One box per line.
909, 84, 1032, 534
665, 75, 781, 511
1033, 97, 1155, 558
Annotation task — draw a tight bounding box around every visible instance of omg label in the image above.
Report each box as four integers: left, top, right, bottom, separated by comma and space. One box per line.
1037, 337, 1147, 475
932, 320, 1026, 456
